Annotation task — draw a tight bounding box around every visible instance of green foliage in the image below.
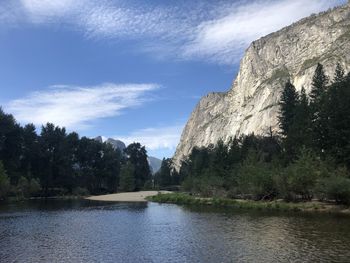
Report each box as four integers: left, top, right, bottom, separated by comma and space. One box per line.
309, 63, 329, 154
316, 168, 350, 204
281, 149, 326, 201
17, 176, 41, 198
0, 161, 10, 199
180, 135, 281, 198
119, 162, 136, 192
278, 80, 298, 137
0, 107, 148, 199
237, 151, 277, 200
310, 63, 328, 104
72, 187, 90, 196
124, 143, 151, 190
154, 158, 173, 187
334, 63, 345, 83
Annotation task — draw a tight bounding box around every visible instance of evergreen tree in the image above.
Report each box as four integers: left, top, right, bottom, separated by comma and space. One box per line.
20, 124, 39, 180
39, 123, 68, 196
277, 81, 300, 159
0, 161, 10, 199
288, 87, 313, 151
119, 162, 135, 192
124, 143, 151, 190
326, 70, 350, 167
155, 158, 172, 187
334, 63, 345, 83
0, 108, 23, 184
310, 63, 328, 104
309, 63, 329, 154
210, 140, 229, 178
278, 80, 298, 136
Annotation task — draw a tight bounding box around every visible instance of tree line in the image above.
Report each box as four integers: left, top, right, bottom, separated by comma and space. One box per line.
0, 112, 151, 199
158, 63, 350, 204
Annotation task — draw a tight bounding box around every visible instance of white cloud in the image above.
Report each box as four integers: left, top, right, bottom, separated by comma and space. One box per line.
6, 83, 159, 130
183, 0, 346, 64
115, 124, 184, 151
3, 0, 347, 64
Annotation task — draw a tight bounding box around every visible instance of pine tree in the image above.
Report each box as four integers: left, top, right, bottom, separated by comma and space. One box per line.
310, 63, 328, 104
0, 161, 10, 199
124, 143, 151, 190
309, 64, 330, 155
326, 69, 350, 167
334, 63, 345, 83
291, 87, 312, 148
119, 162, 135, 192
155, 158, 173, 187
278, 80, 298, 136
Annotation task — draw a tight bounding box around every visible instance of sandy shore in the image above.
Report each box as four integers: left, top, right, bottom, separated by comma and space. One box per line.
85, 191, 171, 202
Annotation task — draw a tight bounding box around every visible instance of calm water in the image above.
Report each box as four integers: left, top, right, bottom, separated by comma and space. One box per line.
0, 200, 350, 263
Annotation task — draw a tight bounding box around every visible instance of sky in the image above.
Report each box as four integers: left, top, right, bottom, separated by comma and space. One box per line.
0, 0, 346, 159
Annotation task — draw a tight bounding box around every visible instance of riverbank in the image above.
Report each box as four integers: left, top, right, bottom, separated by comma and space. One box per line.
147, 193, 350, 215
86, 191, 172, 202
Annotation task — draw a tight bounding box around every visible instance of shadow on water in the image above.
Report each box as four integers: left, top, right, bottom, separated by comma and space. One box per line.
0, 199, 148, 214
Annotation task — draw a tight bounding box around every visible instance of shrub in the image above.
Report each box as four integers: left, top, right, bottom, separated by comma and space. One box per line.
0, 161, 10, 199
280, 149, 327, 201
316, 168, 350, 204
72, 187, 89, 196
237, 152, 277, 200
17, 176, 42, 197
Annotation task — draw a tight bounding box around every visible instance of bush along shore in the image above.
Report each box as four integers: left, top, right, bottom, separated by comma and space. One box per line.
147, 193, 350, 215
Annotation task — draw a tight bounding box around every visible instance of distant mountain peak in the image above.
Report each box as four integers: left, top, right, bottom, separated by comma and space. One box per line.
94, 136, 162, 173
106, 138, 126, 151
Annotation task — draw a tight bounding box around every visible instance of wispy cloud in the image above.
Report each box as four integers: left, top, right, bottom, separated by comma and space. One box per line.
3, 0, 346, 64
183, 0, 346, 64
115, 123, 184, 151
6, 83, 159, 130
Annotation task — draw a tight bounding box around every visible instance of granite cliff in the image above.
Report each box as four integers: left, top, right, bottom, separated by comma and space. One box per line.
173, 3, 350, 170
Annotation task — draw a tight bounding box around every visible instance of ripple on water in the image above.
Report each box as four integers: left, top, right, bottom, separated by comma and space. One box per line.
0, 201, 349, 262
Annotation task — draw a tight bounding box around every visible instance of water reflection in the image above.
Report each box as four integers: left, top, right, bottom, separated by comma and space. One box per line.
0, 200, 349, 262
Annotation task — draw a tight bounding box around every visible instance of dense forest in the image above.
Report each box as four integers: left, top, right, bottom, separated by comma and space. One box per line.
0, 112, 151, 199
157, 63, 350, 204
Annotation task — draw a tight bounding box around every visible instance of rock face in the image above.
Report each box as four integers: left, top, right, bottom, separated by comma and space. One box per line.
148, 156, 162, 174
173, 3, 350, 170
106, 138, 126, 151
94, 136, 103, 143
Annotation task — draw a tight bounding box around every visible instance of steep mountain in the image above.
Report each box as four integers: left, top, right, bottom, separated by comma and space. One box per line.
94, 136, 103, 143
148, 156, 162, 174
105, 138, 126, 151
173, 3, 350, 170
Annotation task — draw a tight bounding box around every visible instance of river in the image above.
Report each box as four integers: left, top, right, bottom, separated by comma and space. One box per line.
0, 199, 349, 262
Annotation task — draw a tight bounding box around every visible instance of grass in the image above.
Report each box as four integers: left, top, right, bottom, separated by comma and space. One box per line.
147, 193, 350, 215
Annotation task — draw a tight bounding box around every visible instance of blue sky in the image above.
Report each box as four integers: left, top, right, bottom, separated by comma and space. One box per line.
0, 0, 346, 158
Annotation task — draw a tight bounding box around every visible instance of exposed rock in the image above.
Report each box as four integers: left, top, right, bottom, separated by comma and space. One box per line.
94, 136, 103, 143
173, 3, 350, 170
106, 138, 126, 151
148, 156, 162, 174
